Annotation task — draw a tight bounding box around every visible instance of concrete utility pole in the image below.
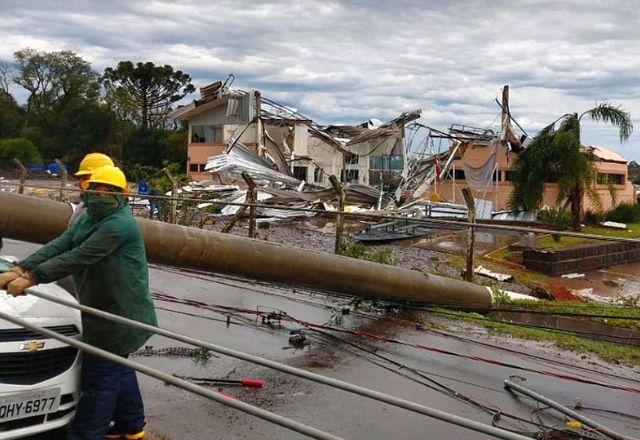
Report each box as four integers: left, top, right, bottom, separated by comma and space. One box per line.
461, 187, 476, 282
13, 159, 27, 195
54, 159, 67, 202
329, 175, 345, 255
0, 191, 494, 308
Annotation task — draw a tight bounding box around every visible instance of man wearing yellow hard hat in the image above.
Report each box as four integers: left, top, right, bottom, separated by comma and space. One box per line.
0, 165, 157, 440
68, 153, 115, 226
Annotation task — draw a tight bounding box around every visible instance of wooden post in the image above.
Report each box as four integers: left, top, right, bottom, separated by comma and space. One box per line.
54, 159, 67, 202
221, 205, 248, 233
163, 168, 178, 224
329, 175, 345, 255
461, 187, 476, 282
241, 171, 257, 238
13, 159, 27, 195
500, 85, 510, 139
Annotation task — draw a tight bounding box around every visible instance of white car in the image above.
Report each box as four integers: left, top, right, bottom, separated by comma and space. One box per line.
0, 256, 81, 439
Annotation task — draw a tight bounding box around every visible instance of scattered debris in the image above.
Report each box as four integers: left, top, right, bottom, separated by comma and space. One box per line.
288, 329, 307, 347
475, 265, 513, 282
601, 221, 627, 230
561, 273, 585, 279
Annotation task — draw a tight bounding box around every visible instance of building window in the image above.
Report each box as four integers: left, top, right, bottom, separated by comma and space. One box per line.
341, 169, 359, 183
504, 170, 516, 181
442, 169, 466, 180
369, 155, 403, 171
597, 173, 625, 185
314, 167, 324, 183
388, 155, 403, 171
189, 163, 207, 172
345, 153, 359, 165
191, 125, 223, 143
293, 166, 307, 182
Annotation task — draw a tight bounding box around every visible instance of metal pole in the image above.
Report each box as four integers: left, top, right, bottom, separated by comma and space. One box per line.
0, 310, 343, 440
24, 287, 529, 440
504, 379, 636, 440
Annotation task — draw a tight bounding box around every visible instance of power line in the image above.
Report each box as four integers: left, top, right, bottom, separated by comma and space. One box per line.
20, 287, 534, 440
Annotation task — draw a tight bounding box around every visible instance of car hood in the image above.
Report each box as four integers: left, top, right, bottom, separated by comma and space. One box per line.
0, 283, 81, 321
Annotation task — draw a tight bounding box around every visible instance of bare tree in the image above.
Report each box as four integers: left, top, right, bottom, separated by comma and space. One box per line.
0, 61, 14, 93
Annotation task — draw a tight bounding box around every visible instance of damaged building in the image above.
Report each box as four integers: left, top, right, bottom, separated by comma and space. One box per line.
168, 77, 421, 190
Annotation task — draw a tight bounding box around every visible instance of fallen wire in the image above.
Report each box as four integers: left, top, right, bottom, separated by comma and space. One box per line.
150, 290, 640, 395
155, 292, 564, 436
150, 264, 640, 384
152, 291, 637, 437
156, 293, 581, 437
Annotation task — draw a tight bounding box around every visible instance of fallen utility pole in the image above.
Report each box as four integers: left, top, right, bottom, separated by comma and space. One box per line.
504, 379, 637, 440
23, 287, 530, 440
0, 309, 343, 440
0, 192, 492, 308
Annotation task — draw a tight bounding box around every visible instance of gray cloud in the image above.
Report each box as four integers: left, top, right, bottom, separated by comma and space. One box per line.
1, 0, 639, 159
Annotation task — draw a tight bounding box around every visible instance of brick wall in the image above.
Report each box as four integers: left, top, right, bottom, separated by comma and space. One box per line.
523, 241, 640, 275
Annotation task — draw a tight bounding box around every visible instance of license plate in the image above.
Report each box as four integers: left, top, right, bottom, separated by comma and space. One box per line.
0, 388, 60, 422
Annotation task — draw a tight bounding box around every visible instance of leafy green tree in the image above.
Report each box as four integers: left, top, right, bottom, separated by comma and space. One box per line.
509, 103, 633, 230
13, 48, 99, 123
164, 130, 188, 167
0, 137, 42, 168
0, 91, 23, 137
123, 127, 168, 167
102, 61, 195, 129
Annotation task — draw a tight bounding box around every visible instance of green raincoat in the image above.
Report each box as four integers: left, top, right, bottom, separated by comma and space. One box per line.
20, 202, 157, 356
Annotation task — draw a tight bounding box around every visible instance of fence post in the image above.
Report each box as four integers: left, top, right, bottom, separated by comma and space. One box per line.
329, 175, 345, 255
54, 159, 67, 202
13, 159, 27, 195
242, 171, 257, 238
163, 168, 178, 224
461, 187, 475, 282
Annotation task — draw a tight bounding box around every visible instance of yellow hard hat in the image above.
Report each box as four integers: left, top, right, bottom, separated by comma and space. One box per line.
75, 153, 114, 177
83, 165, 128, 191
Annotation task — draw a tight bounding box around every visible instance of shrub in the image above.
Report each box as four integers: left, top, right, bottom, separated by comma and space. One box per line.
584, 210, 604, 226
0, 137, 42, 168
538, 208, 571, 242
605, 202, 640, 224
342, 242, 396, 266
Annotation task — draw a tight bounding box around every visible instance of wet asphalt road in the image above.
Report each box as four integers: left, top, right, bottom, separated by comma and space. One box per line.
2, 239, 640, 440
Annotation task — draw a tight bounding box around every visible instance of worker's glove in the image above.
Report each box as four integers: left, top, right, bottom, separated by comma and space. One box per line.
6, 272, 37, 297
0, 267, 25, 289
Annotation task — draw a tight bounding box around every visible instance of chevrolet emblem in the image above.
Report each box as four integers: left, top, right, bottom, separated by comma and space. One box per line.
20, 341, 45, 352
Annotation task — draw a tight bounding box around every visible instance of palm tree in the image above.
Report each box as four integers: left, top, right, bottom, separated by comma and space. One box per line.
509, 103, 633, 231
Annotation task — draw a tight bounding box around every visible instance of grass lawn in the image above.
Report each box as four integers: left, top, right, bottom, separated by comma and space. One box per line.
583, 223, 640, 238
437, 307, 640, 365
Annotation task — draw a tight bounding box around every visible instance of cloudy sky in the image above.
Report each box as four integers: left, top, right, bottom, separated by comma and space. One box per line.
1, 0, 639, 159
